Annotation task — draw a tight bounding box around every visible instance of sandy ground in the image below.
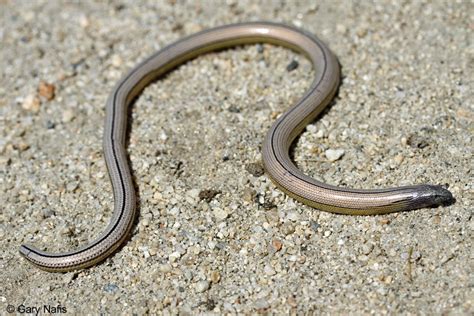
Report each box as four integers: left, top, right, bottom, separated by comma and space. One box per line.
1, 0, 472, 314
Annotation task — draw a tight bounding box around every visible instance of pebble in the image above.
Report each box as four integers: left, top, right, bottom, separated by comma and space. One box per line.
246, 162, 265, 177
262, 200, 276, 210
149, 246, 159, 256
46, 120, 56, 129
168, 251, 182, 262
159, 264, 172, 273
42, 208, 54, 218
306, 124, 317, 133
407, 134, 429, 149
62, 109, 75, 122
21, 94, 40, 112
79, 15, 90, 28
187, 188, 200, 199
271, 239, 283, 252
379, 218, 391, 225
66, 181, 79, 192
360, 243, 374, 255
167, 206, 180, 216
213, 207, 229, 221
208, 241, 217, 250
336, 24, 348, 34
286, 59, 299, 72
310, 220, 320, 231
281, 223, 295, 236
62, 273, 75, 284
314, 129, 325, 138
210, 271, 221, 283
254, 299, 270, 310
325, 149, 345, 162
195, 280, 210, 293
286, 211, 300, 221
103, 284, 119, 293
38, 81, 55, 100
199, 189, 221, 202
17, 142, 29, 151
264, 265, 276, 276
387, 248, 397, 257
111, 54, 123, 67
391, 155, 405, 167
242, 188, 256, 203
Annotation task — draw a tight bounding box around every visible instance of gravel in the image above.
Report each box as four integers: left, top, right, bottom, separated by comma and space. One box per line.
1, 0, 472, 314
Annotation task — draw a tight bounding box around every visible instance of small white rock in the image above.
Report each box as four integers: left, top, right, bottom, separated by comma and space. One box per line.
79, 15, 90, 28
111, 54, 123, 67
149, 246, 158, 256
254, 299, 270, 309
195, 280, 210, 293
187, 188, 200, 199
286, 211, 300, 221
213, 207, 229, 221
361, 243, 374, 255
62, 109, 75, 122
208, 241, 217, 250
325, 149, 345, 162
306, 124, 317, 133
167, 206, 180, 216
168, 251, 182, 262
264, 265, 276, 276
159, 130, 168, 141
22, 95, 40, 112
159, 263, 172, 273
315, 129, 325, 138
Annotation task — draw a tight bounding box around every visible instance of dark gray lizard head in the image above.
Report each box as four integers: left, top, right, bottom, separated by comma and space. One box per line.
412, 185, 455, 209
